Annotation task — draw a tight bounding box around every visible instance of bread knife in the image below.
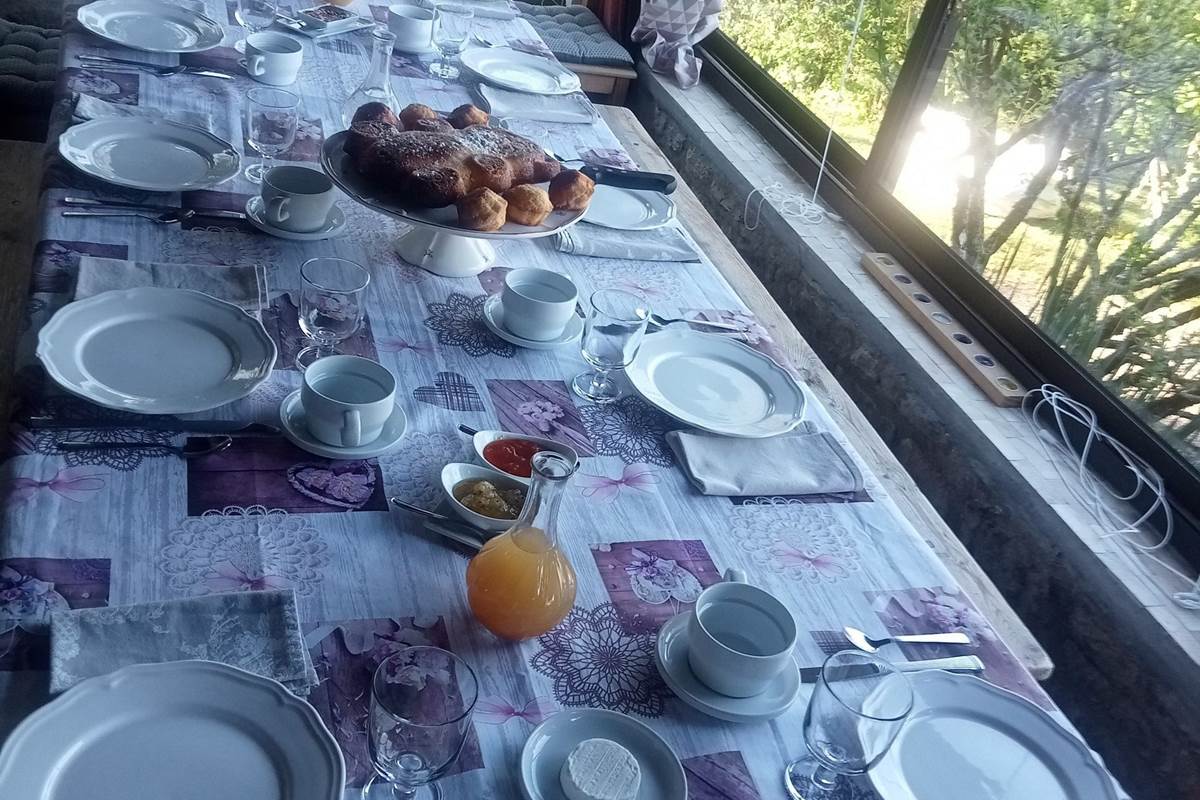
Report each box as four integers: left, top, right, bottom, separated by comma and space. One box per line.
579, 164, 678, 195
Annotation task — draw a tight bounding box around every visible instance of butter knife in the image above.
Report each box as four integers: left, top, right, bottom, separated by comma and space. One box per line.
22, 416, 279, 436
62, 197, 246, 219
798, 655, 984, 683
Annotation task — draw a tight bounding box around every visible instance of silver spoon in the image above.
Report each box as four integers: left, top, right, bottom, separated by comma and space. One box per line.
843, 626, 971, 653
648, 313, 748, 332
77, 56, 233, 79
62, 209, 196, 224
57, 436, 233, 459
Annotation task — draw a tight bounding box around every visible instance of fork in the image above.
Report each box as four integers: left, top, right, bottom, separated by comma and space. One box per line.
77, 55, 232, 79
62, 209, 196, 224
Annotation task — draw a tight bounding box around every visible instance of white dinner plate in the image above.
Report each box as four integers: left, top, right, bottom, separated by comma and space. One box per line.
519, 709, 687, 800
322, 132, 586, 239
627, 327, 807, 438
60, 118, 240, 192
0, 660, 345, 800
77, 0, 224, 52
461, 47, 581, 95
583, 185, 677, 230
37, 287, 276, 414
871, 671, 1119, 800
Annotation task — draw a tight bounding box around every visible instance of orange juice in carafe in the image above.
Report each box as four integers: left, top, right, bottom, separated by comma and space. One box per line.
466, 451, 577, 641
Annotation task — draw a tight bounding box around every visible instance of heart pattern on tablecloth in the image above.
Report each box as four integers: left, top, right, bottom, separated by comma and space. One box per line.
286, 461, 377, 509
413, 371, 486, 412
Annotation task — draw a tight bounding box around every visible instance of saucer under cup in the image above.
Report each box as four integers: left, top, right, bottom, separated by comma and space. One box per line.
301, 355, 396, 448
387, 4, 434, 52
262, 166, 336, 233
500, 268, 578, 341
242, 32, 303, 86
688, 579, 798, 697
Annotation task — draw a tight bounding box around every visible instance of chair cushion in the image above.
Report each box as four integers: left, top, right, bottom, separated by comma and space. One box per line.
514, 2, 633, 69
0, 18, 60, 109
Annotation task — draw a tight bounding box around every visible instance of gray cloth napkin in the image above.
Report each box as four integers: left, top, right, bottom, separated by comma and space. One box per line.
49, 590, 318, 695
556, 223, 702, 262
666, 423, 864, 496
474, 83, 596, 124
75, 256, 268, 318
73, 93, 213, 130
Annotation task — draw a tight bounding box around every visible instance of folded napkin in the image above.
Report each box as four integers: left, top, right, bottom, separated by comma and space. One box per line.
76, 256, 268, 318
50, 590, 318, 694
73, 93, 212, 130
666, 424, 864, 496
474, 83, 596, 124
556, 223, 701, 262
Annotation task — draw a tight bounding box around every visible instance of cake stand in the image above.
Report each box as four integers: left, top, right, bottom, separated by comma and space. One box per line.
321, 132, 585, 278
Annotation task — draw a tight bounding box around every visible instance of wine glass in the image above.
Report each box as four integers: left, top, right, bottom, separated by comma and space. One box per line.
571, 289, 650, 404
366, 646, 479, 800
234, 0, 279, 52
296, 257, 370, 370
784, 651, 913, 799
244, 87, 298, 184
430, 4, 473, 79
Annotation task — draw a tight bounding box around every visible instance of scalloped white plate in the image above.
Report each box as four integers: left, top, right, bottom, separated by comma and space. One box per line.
38, 287, 276, 414
0, 660, 344, 800
627, 327, 806, 438
77, 0, 224, 52
870, 670, 1119, 800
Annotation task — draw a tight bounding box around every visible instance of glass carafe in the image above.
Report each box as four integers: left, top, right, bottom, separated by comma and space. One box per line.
342, 26, 399, 129
465, 452, 577, 641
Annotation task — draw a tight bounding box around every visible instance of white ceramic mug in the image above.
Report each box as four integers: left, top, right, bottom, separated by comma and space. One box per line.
500, 268, 578, 341
687, 570, 798, 697
301, 355, 396, 448
387, 3, 435, 52
261, 166, 336, 233
242, 32, 304, 86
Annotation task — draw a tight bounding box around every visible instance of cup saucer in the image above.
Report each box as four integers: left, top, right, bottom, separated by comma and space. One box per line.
481, 294, 583, 350
279, 390, 407, 458
245, 196, 347, 241
654, 611, 801, 724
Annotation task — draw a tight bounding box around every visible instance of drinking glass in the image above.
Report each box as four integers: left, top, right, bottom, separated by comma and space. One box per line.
784, 651, 913, 799
296, 257, 370, 369
430, 4, 473, 79
572, 289, 650, 404
244, 87, 299, 184
366, 646, 479, 800
234, 0, 279, 52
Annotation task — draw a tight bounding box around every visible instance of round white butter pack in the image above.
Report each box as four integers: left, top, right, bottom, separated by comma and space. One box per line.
560, 737, 642, 800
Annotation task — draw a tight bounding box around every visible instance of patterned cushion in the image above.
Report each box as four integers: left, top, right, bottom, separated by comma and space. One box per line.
0, 18, 60, 109
514, 2, 633, 69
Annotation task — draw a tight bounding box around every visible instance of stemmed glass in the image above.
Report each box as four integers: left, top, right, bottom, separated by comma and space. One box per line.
234, 0, 279, 52
244, 87, 299, 184
296, 257, 370, 370
784, 651, 913, 799
367, 646, 479, 800
572, 289, 650, 404
430, 4, 473, 79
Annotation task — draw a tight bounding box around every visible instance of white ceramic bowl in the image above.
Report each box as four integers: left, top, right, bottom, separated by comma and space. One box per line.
468, 429, 579, 482
440, 462, 529, 532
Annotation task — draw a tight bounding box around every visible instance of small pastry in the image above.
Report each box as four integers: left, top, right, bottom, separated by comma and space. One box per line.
548, 169, 595, 210
398, 102, 438, 130
457, 187, 507, 231
503, 184, 553, 226
411, 117, 455, 134
351, 101, 400, 129
345, 120, 399, 160
448, 103, 489, 129
463, 153, 514, 194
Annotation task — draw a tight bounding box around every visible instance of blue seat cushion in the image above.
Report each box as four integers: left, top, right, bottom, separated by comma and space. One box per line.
514, 2, 633, 69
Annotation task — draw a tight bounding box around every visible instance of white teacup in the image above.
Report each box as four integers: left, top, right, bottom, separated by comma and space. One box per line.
300, 355, 396, 448
262, 166, 336, 233
387, 3, 435, 52
687, 571, 798, 698
242, 32, 304, 86
500, 268, 578, 342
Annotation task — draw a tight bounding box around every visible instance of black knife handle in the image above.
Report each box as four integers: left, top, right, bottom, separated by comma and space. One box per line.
581, 165, 677, 195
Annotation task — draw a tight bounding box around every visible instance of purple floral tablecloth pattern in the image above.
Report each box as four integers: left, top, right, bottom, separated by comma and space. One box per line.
0, 2, 1107, 798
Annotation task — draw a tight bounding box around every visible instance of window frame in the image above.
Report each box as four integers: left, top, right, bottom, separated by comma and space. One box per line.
697, 18, 1200, 566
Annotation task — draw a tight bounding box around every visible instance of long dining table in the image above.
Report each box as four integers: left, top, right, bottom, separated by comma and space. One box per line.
0, 0, 1114, 796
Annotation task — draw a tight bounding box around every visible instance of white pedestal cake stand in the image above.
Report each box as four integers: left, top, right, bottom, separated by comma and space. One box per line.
321, 132, 584, 278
